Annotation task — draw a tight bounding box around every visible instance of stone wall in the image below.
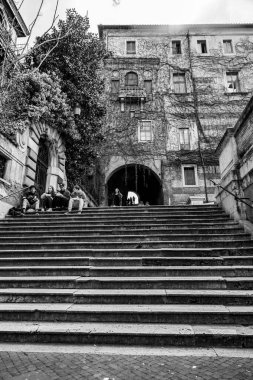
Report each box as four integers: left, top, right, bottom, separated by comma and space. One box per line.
99, 24, 253, 205
216, 95, 253, 223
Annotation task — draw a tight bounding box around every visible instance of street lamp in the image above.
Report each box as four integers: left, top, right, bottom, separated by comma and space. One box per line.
74, 102, 81, 116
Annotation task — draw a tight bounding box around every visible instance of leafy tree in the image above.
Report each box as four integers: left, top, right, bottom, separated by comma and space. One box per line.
29, 9, 109, 187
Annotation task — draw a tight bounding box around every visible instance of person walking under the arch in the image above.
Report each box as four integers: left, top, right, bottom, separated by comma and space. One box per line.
53, 183, 70, 210
65, 185, 88, 214
112, 188, 123, 206
22, 185, 40, 215
41, 185, 56, 212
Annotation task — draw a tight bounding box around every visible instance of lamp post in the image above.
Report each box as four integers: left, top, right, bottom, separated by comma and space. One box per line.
74, 102, 81, 116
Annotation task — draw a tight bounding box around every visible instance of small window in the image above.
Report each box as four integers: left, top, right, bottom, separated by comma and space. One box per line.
172, 41, 181, 54
138, 121, 152, 142
179, 128, 190, 150
183, 166, 197, 186
226, 72, 240, 92
125, 72, 138, 87
0, 154, 7, 179
126, 41, 136, 54
197, 40, 207, 54
173, 73, 186, 93
223, 40, 233, 54
144, 80, 152, 94
111, 80, 119, 94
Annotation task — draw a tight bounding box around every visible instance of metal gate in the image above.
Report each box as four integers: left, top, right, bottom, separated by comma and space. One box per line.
35, 139, 49, 195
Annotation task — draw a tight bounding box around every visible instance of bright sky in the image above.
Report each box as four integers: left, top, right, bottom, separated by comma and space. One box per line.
18, 0, 253, 45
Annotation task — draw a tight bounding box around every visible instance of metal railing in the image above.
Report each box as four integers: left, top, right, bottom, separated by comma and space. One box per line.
0, 186, 29, 202
210, 179, 253, 209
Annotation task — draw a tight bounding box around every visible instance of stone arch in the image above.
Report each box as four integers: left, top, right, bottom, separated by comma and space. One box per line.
125, 71, 138, 87
23, 122, 66, 192
106, 163, 164, 206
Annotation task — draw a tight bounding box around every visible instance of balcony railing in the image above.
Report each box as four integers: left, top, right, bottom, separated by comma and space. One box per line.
118, 86, 147, 100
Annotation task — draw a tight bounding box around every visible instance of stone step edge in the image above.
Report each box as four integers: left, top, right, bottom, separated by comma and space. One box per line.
0, 265, 253, 270
0, 322, 251, 347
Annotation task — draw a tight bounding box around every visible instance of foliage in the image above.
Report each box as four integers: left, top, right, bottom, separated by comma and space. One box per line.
0, 70, 78, 143
29, 9, 109, 187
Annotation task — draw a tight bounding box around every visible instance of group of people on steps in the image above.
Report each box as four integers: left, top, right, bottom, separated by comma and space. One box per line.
22, 183, 88, 215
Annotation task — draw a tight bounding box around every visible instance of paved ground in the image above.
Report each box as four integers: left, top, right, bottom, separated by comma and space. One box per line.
0, 346, 253, 380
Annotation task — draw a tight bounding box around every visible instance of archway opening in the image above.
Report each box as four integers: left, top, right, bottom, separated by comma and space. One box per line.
127, 191, 139, 205
35, 136, 49, 195
107, 164, 163, 206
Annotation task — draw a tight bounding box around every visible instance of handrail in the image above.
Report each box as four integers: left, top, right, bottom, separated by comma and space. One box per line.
210, 179, 253, 209
0, 186, 29, 202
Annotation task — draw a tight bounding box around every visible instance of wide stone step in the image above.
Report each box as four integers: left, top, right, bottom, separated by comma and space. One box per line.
0, 321, 251, 347
0, 233, 249, 244
0, 255, 251, 266
0, 224, 241, 234
0, 288, 252, 305
0, 276, 252, 289
0, 227, 244, 237
0, 247, 251, 257
0, 239, 252, 250
0, 303, 251, 324
0, 265, 253, 277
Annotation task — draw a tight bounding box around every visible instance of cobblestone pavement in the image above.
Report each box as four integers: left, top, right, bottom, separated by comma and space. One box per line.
0, 350, 253, 380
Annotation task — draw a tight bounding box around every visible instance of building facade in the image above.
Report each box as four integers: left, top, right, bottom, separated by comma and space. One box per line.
216, 94, 253, 225
98, 24, 253, 206
0, 1, 67, 216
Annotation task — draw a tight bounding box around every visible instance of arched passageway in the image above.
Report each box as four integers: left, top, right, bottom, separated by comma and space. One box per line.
107, 164, 163, 206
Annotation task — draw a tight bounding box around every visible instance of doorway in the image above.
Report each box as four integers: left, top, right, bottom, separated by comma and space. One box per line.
35, 137, 49, 195
107, 164, 163, 206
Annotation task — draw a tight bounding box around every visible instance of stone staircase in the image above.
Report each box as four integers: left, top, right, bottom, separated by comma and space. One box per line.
0, 204, 253, 347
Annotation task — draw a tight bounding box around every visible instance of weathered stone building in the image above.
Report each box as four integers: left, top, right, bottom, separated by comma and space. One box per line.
98, 24, 253, 205
0, 1, 67, 216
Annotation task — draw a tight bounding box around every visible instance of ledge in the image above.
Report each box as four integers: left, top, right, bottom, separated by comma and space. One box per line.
0, 178, 11, 187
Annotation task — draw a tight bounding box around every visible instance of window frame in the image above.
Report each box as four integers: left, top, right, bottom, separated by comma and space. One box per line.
111, 79, 120, 94
138, 120, 153, 143
126, 40, 137, 55
223, 39, 234, 54
172, 40, 182, 55
226, 71, 240, 93
125, 71, 138, 87
173, 72, 187, 94
182, 164, 198, 187
0, 151, 8, 180
179, 128, 190, 150
144, 79, 152, 94
197, 40, 208, 54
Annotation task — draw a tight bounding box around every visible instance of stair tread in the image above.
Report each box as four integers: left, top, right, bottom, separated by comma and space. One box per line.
0, 321, 251, 336
0, 265, 253, 269
1, 288, 253, 296
0, 303, 252, 313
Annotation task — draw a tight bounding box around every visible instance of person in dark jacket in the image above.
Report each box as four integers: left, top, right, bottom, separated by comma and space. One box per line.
41, 185, 56, 212
112, 188, 123, 206
53, 183, 70, 209
22, 185, 39, 214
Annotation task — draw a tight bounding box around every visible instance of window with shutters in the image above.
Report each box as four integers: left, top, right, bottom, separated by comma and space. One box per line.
226, 72, 240, 92
144, 80, 152, 94
182, 165, 198, 186
197, 40, 207, 54
126, 41, 136, 54
138, 121, 152, 142
223, 40, 233, 54
125, 72, 138, 87
172, 40, 181, 54
179, 128, 190, 150
173, 73, 186, 93
111, 80, 119, 94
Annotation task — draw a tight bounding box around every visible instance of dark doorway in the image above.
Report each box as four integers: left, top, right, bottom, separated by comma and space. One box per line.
107, 164, 163, 206
35, 137, 49, 195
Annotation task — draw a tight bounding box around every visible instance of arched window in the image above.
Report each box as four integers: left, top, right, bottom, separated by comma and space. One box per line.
125, 72, 138, 87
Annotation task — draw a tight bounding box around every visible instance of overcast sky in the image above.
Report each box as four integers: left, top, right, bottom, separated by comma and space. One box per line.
18, 0, 253, 45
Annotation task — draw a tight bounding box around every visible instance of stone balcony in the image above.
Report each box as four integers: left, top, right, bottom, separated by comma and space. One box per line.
118, 86, 147, 100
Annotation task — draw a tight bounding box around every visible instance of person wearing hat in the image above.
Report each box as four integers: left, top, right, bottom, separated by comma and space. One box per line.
22, 185, 40, 214
53, 183, 70, 209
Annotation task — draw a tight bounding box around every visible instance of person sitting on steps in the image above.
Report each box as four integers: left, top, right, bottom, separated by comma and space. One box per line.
65, 185, 88, 214
22, 185, 40, 215
53, 183, 70, 210
41, 185, 56, 212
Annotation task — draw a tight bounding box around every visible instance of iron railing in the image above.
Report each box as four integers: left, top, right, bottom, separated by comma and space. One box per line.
210, 179, 253, 209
